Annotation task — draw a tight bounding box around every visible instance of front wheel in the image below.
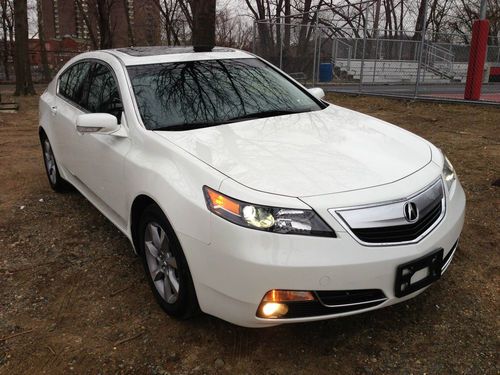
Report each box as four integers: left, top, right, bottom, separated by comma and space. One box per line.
40, 134, 70, 192
138, 204, 199, 319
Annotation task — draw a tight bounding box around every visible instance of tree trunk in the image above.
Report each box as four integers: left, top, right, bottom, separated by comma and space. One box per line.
372, 0, 382, 38
97, 0, 112, 49
191, 0, 215, 51
13, 0, 35, 95
1, 0, 10, 80
37, 0, 51, 82
283, 0, 290, 49
75, 0, 98, 49
413, 0, 427, 40
123, 0, 135, 46
297, 0, 312, 52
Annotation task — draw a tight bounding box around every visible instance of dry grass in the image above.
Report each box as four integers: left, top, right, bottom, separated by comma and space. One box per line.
0, 90, 499, 374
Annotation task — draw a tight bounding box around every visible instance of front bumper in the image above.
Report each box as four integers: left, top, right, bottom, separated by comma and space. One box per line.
179, 180, 465, 327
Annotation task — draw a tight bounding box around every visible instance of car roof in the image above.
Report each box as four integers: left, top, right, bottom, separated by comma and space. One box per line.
102, 46, 255, 66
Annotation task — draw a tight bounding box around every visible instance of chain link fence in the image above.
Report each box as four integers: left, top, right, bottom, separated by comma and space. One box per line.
253, 13, 500, 103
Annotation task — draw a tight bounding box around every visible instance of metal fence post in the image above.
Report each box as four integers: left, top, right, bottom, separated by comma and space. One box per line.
347, 44, 352, 71
312, 20, 319, 86
372, 37, 379, 83
331, 37, 336, 75
414, 0, 429, 98
252, 21, 257, 54
317, 29, 322, 82
359, 30, 366, 92
279, 21, 283, 69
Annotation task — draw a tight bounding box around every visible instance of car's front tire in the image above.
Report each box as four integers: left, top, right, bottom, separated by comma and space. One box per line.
138, 204, 199, 319
40, 133, 71, 192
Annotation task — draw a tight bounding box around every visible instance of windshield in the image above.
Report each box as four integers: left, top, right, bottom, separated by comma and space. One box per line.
127, 58, 323, 131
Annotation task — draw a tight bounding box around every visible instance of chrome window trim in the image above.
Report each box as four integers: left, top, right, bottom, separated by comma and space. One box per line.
329, 177, 446, 247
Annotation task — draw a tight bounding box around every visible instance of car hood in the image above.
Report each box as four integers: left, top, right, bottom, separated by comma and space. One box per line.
155, 105, 432, 197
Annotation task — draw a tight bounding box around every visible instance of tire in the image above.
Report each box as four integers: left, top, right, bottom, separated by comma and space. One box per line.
40, 133, 71, 192
138, 204, 200, 319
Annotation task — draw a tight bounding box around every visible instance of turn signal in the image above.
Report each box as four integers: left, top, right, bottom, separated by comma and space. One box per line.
205, 187, 241, 216
263, 289, 315, 302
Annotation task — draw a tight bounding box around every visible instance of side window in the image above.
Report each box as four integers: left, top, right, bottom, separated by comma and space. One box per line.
58, 62, 91, 105
83, 63, 123, 123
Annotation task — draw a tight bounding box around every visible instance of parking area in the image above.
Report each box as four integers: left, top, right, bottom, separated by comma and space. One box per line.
0, 90, 498, 374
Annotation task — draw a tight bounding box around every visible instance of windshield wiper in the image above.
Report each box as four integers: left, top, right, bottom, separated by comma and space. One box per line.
153, 122, 220, 131
225, 108, 311, 123
152, 109, 312, 131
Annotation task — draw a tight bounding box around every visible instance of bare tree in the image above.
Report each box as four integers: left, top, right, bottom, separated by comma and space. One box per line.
447, 0, 500, 43
13, 0, 35, 95
96, 0, 113, 49
245, 0, 273, 55
123, 0, 135, 46
75, 0, 98, 49
37, 0, 50, 81
215, 6, 252, 49
1, 0, 13, 80
154, 0, 192, 45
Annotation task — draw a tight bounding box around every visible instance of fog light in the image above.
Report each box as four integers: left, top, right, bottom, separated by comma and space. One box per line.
256, 289, 316, 319
259, 302, 289, 319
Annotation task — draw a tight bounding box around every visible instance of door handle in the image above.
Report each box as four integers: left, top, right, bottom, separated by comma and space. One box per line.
50, 106, 57, 115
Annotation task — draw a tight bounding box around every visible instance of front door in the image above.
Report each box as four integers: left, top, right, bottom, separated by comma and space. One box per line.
52, 61, 92, 174
71, 62, 131, 223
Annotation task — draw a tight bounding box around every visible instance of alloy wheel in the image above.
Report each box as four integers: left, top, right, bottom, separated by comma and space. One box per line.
144, 222, 180, 304
43, 139, 57, 185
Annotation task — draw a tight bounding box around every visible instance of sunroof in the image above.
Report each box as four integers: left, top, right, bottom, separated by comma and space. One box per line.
116, 46, 235, 57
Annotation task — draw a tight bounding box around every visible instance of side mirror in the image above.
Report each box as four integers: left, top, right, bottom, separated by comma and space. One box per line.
76, 113, 119, 134
307, 87, 325, 100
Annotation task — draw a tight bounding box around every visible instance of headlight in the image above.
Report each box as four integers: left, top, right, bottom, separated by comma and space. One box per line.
442, 153, 456, 191
203, 186, 335, 237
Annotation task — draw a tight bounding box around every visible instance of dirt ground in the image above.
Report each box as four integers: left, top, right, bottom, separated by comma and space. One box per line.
0, 88, 499, 375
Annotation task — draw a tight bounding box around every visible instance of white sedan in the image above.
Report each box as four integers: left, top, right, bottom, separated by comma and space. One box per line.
39, 46, 465, 327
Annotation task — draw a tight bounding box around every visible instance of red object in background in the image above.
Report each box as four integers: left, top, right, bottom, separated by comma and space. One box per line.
464, 19, 489, 100
490, 66, 500, 82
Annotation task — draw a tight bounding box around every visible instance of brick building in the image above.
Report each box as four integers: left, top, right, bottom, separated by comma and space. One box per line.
39, 0, 161, 48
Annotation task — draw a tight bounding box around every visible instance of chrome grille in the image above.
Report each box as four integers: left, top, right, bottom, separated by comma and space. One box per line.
332, 178, 445, 245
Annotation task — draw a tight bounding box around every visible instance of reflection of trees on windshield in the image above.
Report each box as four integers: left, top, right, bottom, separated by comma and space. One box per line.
128, 58, 320, 130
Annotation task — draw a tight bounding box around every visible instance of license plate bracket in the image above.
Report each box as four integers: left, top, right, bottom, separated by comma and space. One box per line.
395, 248, 443, 298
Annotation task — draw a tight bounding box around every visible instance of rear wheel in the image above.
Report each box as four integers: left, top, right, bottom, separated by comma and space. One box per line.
138, 204, 199, 319
40, 134, 70, 192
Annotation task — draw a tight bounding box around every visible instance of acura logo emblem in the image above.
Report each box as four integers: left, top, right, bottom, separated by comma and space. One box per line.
404, 202, 419, 223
